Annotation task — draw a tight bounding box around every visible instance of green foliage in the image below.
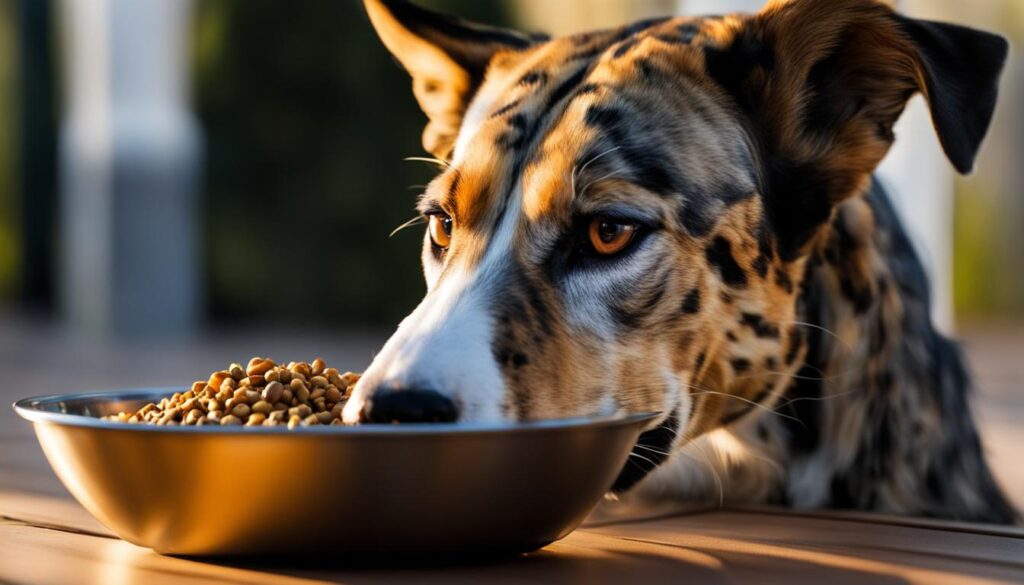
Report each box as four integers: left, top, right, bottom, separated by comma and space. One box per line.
0, 0, 18, 301
192, 0, 515, 328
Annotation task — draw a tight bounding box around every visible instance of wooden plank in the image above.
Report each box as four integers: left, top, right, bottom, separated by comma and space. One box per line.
586, 510, 1024, 582
2, 493, 1023, 584
0, 491, 113, 538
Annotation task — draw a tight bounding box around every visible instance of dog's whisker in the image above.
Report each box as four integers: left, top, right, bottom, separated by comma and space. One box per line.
571, 146, 622, 197
777, 319, 855, 354
389, 215, 426, 238
682, 442, 725, 508
773, 386, 864, 410
403, 156, 451, 169
732, 364, 854, 384
578, 168, 624, 196
627, 451, 662, 468
632, 443, 674, 458
684, 388, 807, 429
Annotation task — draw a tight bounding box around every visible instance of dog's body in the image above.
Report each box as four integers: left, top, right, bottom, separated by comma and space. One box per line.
354, 0, 1017, 523
620, 179, 1017, 523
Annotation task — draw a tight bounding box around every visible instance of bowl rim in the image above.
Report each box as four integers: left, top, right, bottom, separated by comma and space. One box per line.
13, 387, 661, 436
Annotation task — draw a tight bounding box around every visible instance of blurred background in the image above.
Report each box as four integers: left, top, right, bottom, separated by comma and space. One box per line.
0, 0, 1022, 510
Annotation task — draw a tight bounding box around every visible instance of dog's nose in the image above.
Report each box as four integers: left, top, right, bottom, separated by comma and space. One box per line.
362, 387, 458, 423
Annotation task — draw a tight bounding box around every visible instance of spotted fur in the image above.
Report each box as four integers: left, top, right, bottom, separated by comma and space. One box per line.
352, 0, 1016, 523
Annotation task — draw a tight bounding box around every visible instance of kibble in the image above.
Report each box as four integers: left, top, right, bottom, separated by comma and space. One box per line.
262, 381, 284, 403
103, 357, 360, 428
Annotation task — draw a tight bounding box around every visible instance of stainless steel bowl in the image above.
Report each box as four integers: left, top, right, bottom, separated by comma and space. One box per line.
14, 389, 657, 556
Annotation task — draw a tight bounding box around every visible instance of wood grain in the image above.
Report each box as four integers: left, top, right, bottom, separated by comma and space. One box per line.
2, 492, 1022, 584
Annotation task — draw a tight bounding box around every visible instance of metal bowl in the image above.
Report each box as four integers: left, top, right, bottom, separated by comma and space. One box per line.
14, 388, 657, 556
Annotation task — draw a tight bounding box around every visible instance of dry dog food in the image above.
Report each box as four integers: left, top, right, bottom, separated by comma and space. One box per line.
103, 357, 360, 428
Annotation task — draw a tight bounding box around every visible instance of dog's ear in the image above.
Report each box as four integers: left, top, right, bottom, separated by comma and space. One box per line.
704, 0, 1008, 259
363, 0, 539, 160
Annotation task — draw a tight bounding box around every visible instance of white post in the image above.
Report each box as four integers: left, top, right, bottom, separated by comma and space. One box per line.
876, 98, 954, 332
59, 0, 202, 339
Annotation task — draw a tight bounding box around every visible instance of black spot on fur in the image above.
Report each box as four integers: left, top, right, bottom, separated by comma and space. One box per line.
677, 205, 715, 236
610, 270, 669, 329
681, 288, 701, 314
774, 268, 794, 294
497, 113, 531, 150
575, 82, 602, 97
584, 104, 684, 197
618, 142, 683, 196
695, 351, 707, 371
489, 99, 521, 119
703, 28, 773, 115
508, 113, 527, 130
741, 312, 780, 339
512, 353, 528, 367
518, 70, 548, 87
584, 104, 624, 131
678, 23, 699, 43
720, 291, 733, 304
656, 22, 699, 45
706, 236, 747, 287
754, 222, 774, 278
613, 38, 639, 59
730, 358, 751, 373
546, 67, 591, 113
838, 276, 875, 314
635, 58, 658, 82
570, 44, 605, 61
752, 255, 769, 279
763, 158, 836, 262
386, 1, 534, 49
616, 17, 670, 39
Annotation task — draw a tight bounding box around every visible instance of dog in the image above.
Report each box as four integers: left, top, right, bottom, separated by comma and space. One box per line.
346, 0, 1017, 524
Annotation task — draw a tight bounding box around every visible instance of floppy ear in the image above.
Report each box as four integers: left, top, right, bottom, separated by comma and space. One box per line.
704, 0, 1008, 259
363, 0, 539, 160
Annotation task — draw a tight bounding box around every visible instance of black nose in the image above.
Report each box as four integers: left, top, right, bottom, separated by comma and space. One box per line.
362, 388, 458, 423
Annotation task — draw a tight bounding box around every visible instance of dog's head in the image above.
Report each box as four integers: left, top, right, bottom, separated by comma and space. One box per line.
346, 0, 1005, 484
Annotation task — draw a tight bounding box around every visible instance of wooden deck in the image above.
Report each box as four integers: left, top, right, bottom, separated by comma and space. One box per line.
3, 314, 1023, 583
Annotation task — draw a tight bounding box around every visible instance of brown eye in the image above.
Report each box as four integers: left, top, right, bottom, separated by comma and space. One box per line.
588, 217, 637, 255
428, 213, 453, 249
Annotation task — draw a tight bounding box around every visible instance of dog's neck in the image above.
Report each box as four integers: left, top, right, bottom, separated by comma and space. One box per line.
605, 178, 1016, 524
773, 178, 1016, 522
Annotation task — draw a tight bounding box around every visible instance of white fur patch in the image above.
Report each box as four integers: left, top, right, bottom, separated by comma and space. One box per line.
346, 120, 524, 422
343, 261, 507, 423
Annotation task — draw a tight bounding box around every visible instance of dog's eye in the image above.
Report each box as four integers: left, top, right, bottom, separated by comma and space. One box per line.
428, 213, 453, 249
588, 217, 637, 255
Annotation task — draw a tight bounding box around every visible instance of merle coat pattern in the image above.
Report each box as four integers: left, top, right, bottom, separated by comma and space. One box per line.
349, 0, 1017, 524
